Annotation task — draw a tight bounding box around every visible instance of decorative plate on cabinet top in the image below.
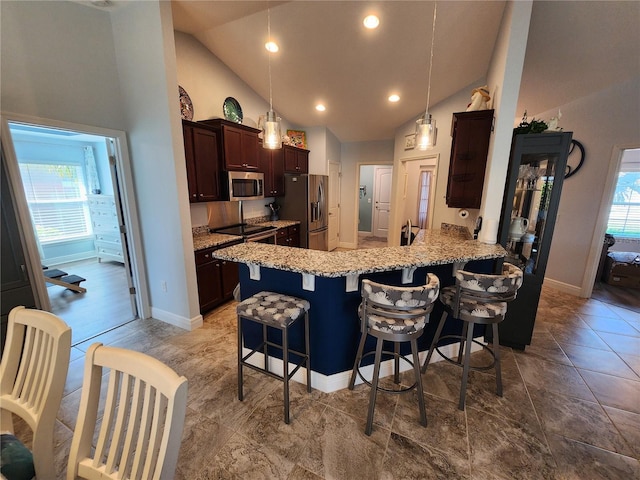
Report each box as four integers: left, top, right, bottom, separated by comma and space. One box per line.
223, 97, 243, 124
179, 86, 193, 121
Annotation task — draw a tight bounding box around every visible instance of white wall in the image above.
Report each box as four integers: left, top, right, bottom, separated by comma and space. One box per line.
0, 1, 124, 127
1, 0, 200, 329
481, 0, 533, 224
533, 76, 640, 291
110, 2, 200, 328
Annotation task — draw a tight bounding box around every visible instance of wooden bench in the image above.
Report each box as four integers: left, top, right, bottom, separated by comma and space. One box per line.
43, 268, 87, 293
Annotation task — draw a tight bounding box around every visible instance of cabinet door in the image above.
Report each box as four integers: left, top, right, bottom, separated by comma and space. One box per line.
220, 259, 239, 299
275, 228, 288, 245
446, 110, 493, 208
223, 125, 259, 171
288, 225, 300, 247
270, 148, 285, 196
259, 146, 285, 196
193, 128, 221, 201
284, 146, 309, 173
196, 257, 224, 313
182, 124, 199, 202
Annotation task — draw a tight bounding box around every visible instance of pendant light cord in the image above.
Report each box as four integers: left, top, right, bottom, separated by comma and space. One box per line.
424, 1, 437, 118
267, 7, 274, 112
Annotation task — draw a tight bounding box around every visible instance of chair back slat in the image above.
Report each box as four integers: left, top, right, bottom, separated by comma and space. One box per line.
67, 343, 188, 480
130, 382, 153, 480
1, 306, 71, 479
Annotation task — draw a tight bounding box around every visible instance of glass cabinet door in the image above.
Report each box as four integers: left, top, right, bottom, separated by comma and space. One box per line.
505, 153, 561, 275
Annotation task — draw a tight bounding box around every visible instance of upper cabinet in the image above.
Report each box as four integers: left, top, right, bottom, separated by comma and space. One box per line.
259, 140, 285, 197
283, 145, 309, 174
446, 110, 494, 209
182, 120, 222, 203
200, 119, 260, 171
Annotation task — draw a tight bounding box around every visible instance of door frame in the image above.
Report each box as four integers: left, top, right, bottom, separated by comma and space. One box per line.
581, 143, 640, 298
0, 112, 150, 319
328, 161, 341, 251
355, 161, 393, 248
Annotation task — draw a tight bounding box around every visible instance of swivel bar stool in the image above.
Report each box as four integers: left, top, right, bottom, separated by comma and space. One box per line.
237, 291, 311, 424
349, 275, 440, 435
421, 262, 523, 410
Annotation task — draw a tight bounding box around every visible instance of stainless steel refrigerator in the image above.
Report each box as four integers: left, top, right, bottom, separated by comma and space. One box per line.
280, 174, 328, 250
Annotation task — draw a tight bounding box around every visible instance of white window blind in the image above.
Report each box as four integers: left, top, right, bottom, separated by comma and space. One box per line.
19, 162, 92, 243
607, 149, 640, 238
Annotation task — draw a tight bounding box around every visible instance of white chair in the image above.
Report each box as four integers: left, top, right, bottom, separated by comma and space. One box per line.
0, 306, 72, 480
67, 343, 188, 480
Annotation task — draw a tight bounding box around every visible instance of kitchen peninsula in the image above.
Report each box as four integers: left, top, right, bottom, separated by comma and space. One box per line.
213, 227, 507, 392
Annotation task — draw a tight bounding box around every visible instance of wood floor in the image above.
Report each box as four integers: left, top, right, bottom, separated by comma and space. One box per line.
592, 280, 640, 313
47, 259, 135, 346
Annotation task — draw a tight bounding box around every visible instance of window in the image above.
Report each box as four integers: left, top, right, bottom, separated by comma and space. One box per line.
607, 148, 640, 238
19, 161, 92, 243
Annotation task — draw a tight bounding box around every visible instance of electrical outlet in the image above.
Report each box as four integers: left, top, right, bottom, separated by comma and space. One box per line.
161, 281, 167, 292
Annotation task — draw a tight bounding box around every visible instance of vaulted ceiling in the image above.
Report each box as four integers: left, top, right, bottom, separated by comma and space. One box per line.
171, 1, 639, 143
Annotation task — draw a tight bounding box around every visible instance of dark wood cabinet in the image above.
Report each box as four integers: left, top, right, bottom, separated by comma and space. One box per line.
276, 225, 300, 247
182, 120, 222, 202
259, 141, 285, 196
284, 145, 309, 174
195, 241, 241, 313
200, 119, 260, 171
446, 110, 494, 209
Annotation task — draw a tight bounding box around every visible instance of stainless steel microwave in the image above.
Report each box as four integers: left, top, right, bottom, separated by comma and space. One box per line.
227, 171, 264, 201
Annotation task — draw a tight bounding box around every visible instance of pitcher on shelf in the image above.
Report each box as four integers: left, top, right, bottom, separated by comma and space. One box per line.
509, 217, 529, 241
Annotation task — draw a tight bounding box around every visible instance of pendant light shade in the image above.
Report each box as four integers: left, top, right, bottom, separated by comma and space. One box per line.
415, 114, 436, 150
261, 110, 282, 149
415, 2, 438, 150
262, 6, 282, 150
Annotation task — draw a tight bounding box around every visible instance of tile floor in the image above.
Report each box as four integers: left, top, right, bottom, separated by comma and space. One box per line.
37, 286, 640, 478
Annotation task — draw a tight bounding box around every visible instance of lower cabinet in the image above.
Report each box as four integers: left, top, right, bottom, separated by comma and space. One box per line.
276, 225, 300, 248
195, 243, 240, 313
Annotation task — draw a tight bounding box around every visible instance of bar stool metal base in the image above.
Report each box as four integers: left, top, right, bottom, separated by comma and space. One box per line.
237, 292, 311, 424
422, 310, 503, 410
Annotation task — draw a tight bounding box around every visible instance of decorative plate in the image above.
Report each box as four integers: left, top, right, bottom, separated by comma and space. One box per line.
179, 86, 193, 121
223, 97, 243, 124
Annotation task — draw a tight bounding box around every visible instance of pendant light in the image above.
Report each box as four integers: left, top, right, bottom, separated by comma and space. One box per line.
415, 1, 438, 150
261, 7, 282, 149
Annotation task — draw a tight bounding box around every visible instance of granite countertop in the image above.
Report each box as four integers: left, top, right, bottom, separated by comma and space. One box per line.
212, 228, 507, 278
192, 220, 300, 251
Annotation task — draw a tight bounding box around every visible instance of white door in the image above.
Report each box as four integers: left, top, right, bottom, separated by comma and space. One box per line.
373, 166, 393, 238
328, 162, 341, 251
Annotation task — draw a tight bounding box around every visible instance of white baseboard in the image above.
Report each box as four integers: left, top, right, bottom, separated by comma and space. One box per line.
45, 253, 96, 267
543, 277, 583, 297
242, 340, 482, 393
149, 306, 202, 330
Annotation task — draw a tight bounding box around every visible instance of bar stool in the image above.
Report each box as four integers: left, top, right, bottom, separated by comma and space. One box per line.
348, 275, 440, 435
237, 291, 311, 424
421, 262, 523, 410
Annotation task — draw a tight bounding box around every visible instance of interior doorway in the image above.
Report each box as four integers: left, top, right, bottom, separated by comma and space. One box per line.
358, 164, 393, 245
590, 146, 640, 311
2, 118, 143, 346
401, 154, 439, 230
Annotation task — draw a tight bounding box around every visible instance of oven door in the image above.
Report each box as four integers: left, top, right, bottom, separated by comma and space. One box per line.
245, 230, 277, 244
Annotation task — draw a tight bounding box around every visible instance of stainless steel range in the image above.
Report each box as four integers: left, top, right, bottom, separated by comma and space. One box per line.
211, 223, 277, 243
207, 202, 277, 243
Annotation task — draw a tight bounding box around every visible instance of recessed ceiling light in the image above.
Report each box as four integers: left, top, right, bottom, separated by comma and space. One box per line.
315, 104, 326, 112
265, 41, 279, 53
388, 94, 400, 103
363, 15, 379, 29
